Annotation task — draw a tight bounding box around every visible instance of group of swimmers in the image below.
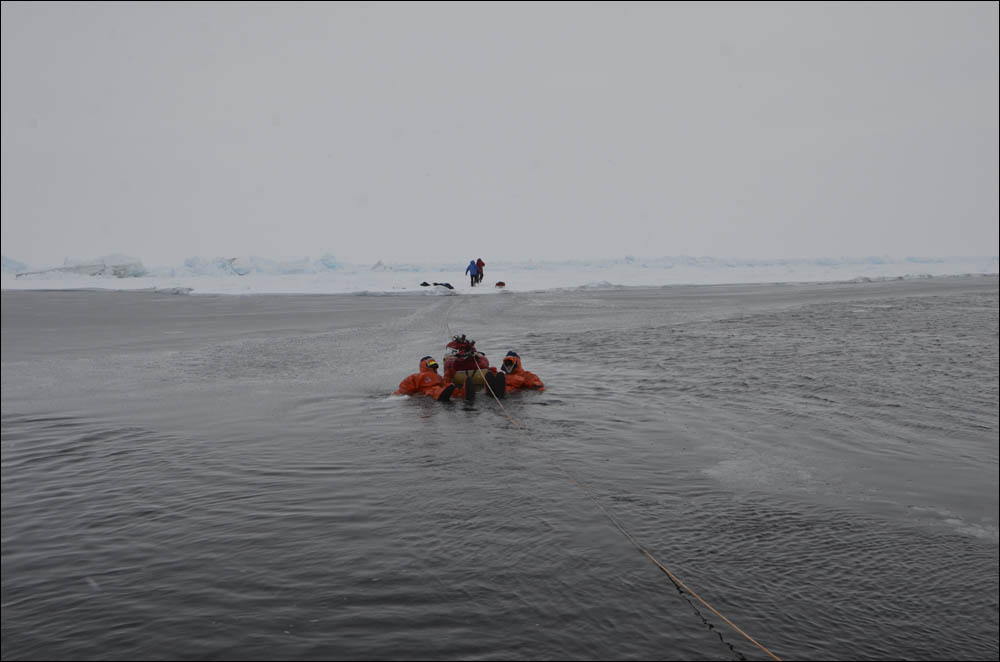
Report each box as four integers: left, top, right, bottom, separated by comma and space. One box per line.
394, 335, 544, 402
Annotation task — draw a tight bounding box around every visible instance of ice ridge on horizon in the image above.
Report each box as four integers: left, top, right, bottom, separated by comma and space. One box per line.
3, 253, 998, 277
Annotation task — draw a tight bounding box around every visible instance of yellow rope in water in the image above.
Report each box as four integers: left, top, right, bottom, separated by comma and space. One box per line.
473, 362, 521, 430
560, 469, 782, 661
642, 551, 782, 662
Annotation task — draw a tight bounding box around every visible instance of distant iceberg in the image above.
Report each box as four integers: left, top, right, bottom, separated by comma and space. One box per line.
2, 256, 28, 274
182, 257, 251, 276
175, 254, 342, 276
15, 258, 147, 279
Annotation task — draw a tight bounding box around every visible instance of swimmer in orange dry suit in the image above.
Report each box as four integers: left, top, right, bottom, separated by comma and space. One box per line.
394, 356, 456, 402
499, 351, 545, 393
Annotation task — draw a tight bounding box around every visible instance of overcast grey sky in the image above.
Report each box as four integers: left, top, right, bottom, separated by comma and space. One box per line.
2, 1, 997, 267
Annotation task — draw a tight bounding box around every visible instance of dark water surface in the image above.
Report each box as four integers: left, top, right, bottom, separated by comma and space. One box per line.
3, 278, 998, 661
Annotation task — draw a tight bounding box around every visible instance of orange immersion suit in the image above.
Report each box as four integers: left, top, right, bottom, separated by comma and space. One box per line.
500, 353, 545, 393
394, 357, 448, 399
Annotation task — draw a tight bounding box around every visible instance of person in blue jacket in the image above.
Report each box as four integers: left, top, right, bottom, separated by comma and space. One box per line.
465, 260, 479, 287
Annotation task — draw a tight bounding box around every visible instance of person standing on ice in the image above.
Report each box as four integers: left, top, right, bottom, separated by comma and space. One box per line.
475, 258, 486, 284
465, 260, 479, 287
